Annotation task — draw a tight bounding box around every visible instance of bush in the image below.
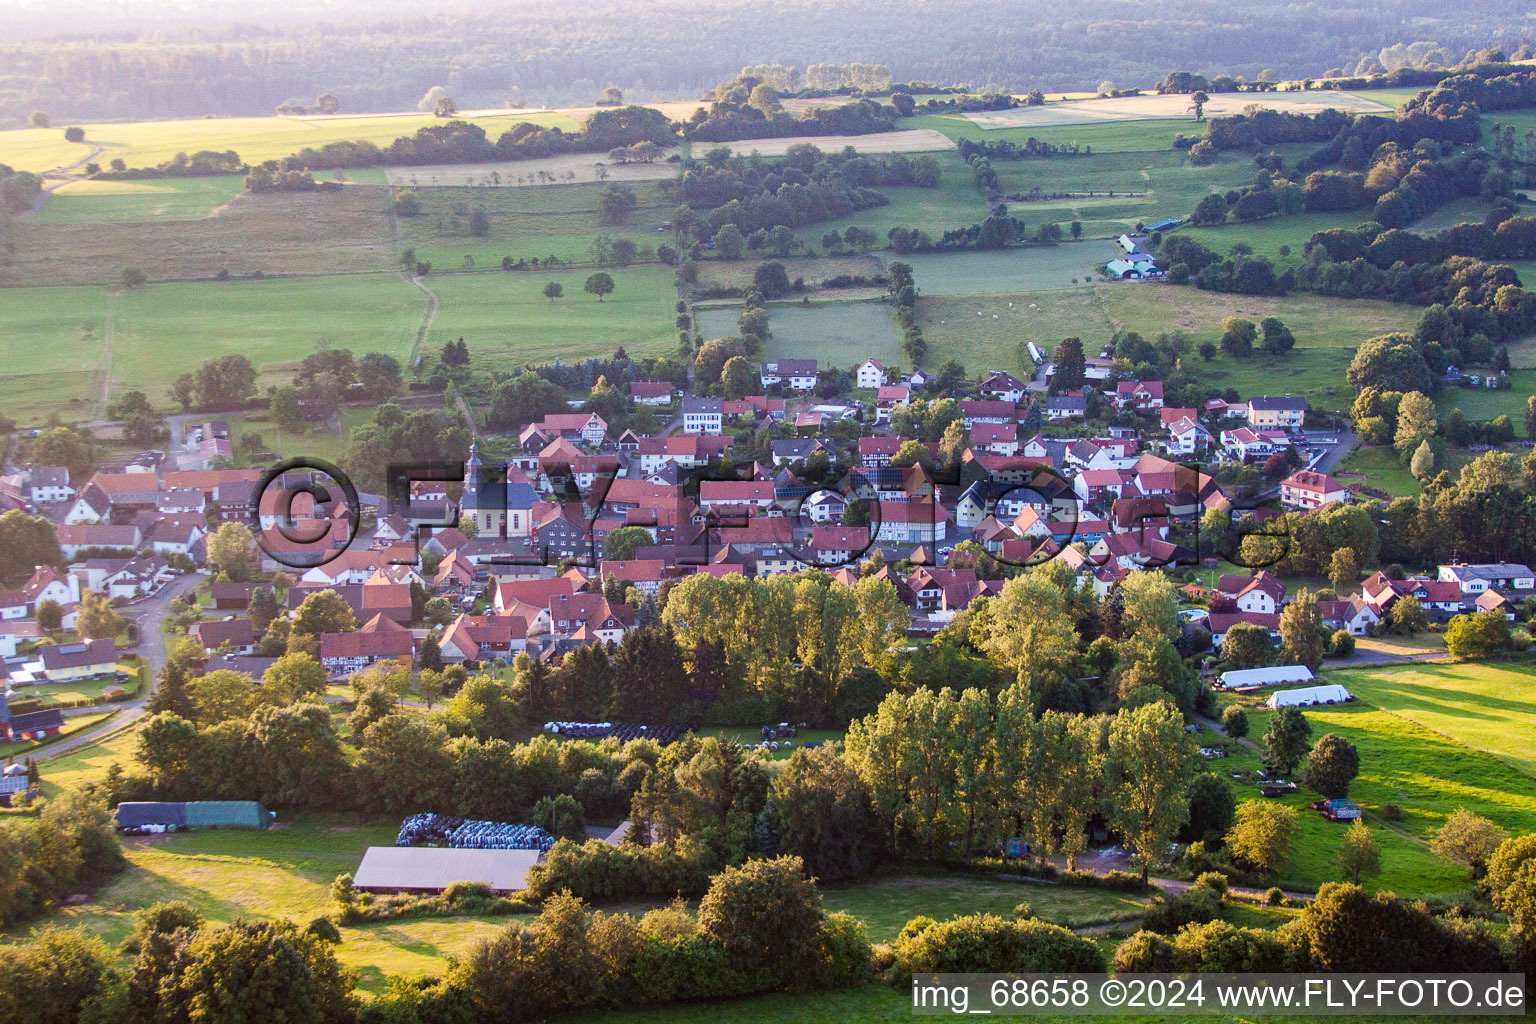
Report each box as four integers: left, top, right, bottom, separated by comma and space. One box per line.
890, 913, 1104, 984
1013, 902, 1034, 919
1265, 886, 1286, 906
1194, 871, 1230, 897
1379, 803, 1404, 821
1330, 630, 1356, 657
1140, 888, 1221, 934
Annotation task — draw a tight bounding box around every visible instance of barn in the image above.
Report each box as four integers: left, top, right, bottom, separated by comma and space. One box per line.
353, 846, 540, 896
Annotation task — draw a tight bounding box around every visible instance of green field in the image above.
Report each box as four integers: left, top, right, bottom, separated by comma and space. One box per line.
398, 179, 677, 270
1334, 444, 1421, 497
900, 246, 1106, 295
1217, 668, 1536, 895
0, 110, 583, 173
37, 175, 246, 223
0, 285, 115, 423
915, 282, 1420, 411
820, 875, 1146, 941
1408, 196, 1504, 235
107, 274, 423, 403
696, 300, 904, 366
1434, 370, 1536, 430
231, 407, 380, 466
1337, 661, 1536, 779
426, 265, 679, 368
1174, 211, 1381, 271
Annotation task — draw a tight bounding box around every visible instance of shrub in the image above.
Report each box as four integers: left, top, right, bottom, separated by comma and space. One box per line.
1013, 903, 1034, 920
1194, 871, 1230, 897
1379, 803, 1404, 821
1140, 888, 1221, 934
890, 913, 1104, 984
1265, 886, 1286, 906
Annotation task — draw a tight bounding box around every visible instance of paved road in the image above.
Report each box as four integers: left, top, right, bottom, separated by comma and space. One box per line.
37, 572, 205, 763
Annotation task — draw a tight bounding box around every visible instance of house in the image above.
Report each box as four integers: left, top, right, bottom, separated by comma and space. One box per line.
0, 696, 64, 743
959, 399, 1015, 428
192, 618, 257, 655
856, 359, 888, 389
532, 412, 608, 446
1206, 612, 1281, 649
319, 630, 414, 676
546, 593, 634, 644
809, 526, 869, 565
25, 566, 78, 609
802, 489, 848, 523
27, 467, 74, 504
980, 371, 1027, 404
1114, 380, 1164, 410
599, 559, 668, 596
759, 358, 818, 391
210, 582, 257, 610
1280, 470, 1347, 511
1247, 396, 1309, 432
628, 381, 674, 406
633, 436, 731, 475
1317, 598, 1381, 635
38, 638, 120, 681
874, 385, 911, 424
699, 480, 776, 512
1219, 427, 1279, 462
63, 484, 111, 525
1166, 416, 1211, 456
1217, 571, 1285, 615
1437, 562, 1536, 595
458, 447, 540, 538
858, 437, 905, 468
1045, 393, 1087, 422
1475, 589, 1518, 620
156, 488, 207, 515
56, 523, 141, 559
970, 421, 1019, 456
872, 500, 950, 545
771, 437, 837, 467
680, 397, 723, 436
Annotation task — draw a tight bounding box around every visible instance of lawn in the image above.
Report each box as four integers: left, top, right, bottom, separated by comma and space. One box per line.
106, 273, 423, 404
12, 677, 130, 705
36, 175, 246, 223
1434, 371, 1536, 431
0, 285, 115, 424
397, 179, 677, 270
819, 875, 1146, 942
36, 716, 144, 795
0, 110, 583, 174
1335, 661, 1536, 779
695, 300, 905, 367
1334, 444, 1421, 497
426, 265, 679, 368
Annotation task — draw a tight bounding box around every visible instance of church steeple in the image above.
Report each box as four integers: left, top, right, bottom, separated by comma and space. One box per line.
465, 444, 481, 497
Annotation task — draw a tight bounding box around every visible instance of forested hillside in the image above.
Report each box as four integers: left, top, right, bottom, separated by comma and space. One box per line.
2, 0, 1533, 125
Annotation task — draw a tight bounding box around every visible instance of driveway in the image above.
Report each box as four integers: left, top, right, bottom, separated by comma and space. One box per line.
37, 572, 205, 763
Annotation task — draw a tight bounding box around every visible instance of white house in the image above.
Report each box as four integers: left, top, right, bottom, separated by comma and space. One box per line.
680, 397, 723, 436
28, 467, 74, 504
855, 359, 888, 389
1280, 470, 1348, 511
759, 359, 818, 391
1437, 562, 1536, 595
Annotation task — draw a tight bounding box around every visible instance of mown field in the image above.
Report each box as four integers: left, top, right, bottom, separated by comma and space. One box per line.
37, 175, 247, 223
902, 112, 1200, 154
1333, 444, 1422, 497
0, 285, 115, 423
696, 299, 905, 366
425, 264, 679, 368
1337, 661, 1536, 779
0, 109, 584, 173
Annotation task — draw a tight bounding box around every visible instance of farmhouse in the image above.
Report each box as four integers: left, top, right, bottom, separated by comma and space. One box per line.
27, 467, 74, 504
628, 381, 673, 406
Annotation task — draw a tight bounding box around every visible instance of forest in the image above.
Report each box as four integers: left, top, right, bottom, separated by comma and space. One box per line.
4, 0, 1535, 124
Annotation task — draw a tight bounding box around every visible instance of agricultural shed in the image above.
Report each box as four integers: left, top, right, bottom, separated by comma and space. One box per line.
353, 846, 540, 896
1218, 665, 1314, 690
1266, 683, 1353, 708
116, 802, 189, 829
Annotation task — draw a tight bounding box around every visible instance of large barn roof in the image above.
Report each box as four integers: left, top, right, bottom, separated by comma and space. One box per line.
353, 847, 540, 894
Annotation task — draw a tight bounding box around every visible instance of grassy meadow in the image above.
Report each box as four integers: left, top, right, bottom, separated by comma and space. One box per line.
1433, 370, 1536, 430
426, 264, 679, 368
0, 285, 115, 423
696, 300, 905, 366
397, 179, 676, 269
1333, 444, 1422, 497
37, 175, 246, 223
